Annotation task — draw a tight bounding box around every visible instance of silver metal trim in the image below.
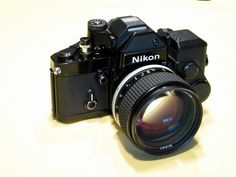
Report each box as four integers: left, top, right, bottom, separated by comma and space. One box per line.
128, 26, 147, 32
112, 64, 174, 127
79, 44, 91, 54
54, 67, 61, 75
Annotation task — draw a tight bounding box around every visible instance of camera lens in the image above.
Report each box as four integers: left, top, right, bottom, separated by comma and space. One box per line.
132, 87, 200, 153
136, 90, 189, 141
112, 65, 202, 154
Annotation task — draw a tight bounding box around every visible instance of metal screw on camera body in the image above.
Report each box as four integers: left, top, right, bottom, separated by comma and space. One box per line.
54, 67, 61, 75
97, 70, 107, 85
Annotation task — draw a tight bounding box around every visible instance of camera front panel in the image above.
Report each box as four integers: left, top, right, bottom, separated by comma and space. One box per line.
51, 71, 110, 122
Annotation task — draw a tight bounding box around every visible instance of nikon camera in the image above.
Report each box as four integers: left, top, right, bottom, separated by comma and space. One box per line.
50, 16, 211, 154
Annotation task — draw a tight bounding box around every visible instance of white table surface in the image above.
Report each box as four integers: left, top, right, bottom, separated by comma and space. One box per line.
1, 0, 236, 177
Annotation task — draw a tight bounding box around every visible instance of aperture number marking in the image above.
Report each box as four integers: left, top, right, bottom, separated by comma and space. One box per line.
160, 144, 173, 150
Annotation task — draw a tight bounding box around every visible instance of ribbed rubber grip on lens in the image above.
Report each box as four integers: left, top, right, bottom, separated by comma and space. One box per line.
117, 72, 189, 135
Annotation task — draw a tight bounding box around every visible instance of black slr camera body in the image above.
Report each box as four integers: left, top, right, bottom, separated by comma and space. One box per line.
50, 16, 210, 154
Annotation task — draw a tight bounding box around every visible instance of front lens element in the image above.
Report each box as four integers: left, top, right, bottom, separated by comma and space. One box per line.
135, 89, 195, 143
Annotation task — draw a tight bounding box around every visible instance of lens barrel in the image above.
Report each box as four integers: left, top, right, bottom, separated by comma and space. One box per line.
112, 65, 202, 154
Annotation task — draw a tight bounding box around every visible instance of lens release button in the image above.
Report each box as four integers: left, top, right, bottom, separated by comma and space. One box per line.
183, 62, 199, 79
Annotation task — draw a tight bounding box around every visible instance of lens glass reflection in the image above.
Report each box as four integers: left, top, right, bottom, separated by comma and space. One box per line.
136, 90, 194, 142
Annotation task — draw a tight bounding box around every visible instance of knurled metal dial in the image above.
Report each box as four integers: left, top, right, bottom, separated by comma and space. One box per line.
88, 19, 107, 32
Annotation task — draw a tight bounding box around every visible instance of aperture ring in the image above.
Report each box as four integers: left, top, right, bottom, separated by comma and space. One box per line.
112, 64, 174, 126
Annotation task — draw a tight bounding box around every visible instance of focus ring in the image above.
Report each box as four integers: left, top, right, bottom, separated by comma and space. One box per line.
117, 72, 190, 136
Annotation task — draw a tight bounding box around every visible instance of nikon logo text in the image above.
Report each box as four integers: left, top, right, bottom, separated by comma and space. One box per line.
132, 54, 160, 63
